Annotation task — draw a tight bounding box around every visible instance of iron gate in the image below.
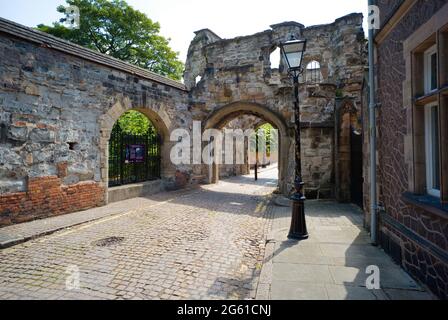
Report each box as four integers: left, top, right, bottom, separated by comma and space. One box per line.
108, 124, 161, 187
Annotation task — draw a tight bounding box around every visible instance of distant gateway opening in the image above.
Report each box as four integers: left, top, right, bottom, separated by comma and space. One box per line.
108, 110, 161, 187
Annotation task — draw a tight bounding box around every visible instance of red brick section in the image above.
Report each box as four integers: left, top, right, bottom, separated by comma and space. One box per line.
0, 177, 105, 227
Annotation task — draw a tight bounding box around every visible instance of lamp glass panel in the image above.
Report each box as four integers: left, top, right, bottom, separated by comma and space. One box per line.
283, 42, 305, 54
285, 52, 303, 69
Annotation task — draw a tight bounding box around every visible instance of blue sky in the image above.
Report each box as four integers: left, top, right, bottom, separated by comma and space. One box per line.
0, 0, 368, 62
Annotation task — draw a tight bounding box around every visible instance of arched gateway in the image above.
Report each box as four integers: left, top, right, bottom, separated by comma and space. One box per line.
99, 99, 175, 203
204, 102, 291, 194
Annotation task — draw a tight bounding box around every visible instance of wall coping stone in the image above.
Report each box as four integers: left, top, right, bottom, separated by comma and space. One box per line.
0, 17, 187, 91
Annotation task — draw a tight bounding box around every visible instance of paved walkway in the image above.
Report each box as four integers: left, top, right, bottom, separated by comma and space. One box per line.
0, 168, 277, 300
0, 197, 154, 249
256, 199, 435, 300
0, 165, 434, 300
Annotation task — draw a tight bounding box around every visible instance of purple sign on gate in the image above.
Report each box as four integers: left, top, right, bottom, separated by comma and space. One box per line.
125, 144, 145, 163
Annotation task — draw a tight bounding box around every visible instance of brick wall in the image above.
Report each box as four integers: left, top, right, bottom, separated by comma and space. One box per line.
372, 0, 448, 298
376, 0, 404, 28
0, 176, 104, 227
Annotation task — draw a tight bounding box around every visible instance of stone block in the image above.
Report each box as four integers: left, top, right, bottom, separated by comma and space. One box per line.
29, 128, 55, 143
63, 174, 80, 186
0, 179, 26, 193
8, 125, 28, 141
108, 180, 163, 203
0, 148, 23, 166
0, 111, 11, 123
24, 84, 39, 96
57, 162, 68, 178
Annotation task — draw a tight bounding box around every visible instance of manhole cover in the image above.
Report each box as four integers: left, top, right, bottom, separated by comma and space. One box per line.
92, 236, 125, 247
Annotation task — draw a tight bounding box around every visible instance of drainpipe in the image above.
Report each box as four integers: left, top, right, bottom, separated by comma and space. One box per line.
368, 0, 378, 245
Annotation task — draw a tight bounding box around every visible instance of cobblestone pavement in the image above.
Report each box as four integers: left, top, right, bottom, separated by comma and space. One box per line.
0, 167, 278, 300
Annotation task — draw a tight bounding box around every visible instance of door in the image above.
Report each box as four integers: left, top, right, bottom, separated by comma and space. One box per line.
350, 129, 363, 208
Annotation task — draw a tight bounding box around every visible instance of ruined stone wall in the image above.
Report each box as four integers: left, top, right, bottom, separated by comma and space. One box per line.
302, 15, 366, 106
185, 13, 366, 196
218, 114, 281, 179
219, 115, 257, 179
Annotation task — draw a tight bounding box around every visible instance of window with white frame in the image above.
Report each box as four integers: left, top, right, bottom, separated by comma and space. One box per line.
409, 24, 448, 205
425, 102, 441, 198
424, 45, 438, 94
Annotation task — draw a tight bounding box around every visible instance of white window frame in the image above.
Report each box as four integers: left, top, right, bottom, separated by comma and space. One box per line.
424, 102, 441, 198
424, 45, 438, 95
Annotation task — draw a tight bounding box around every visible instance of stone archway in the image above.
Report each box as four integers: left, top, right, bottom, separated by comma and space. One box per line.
99, 97, 173, 204
203, 102, 291, 194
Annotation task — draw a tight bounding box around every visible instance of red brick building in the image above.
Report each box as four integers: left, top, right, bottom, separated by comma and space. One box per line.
364, 0, 448, 299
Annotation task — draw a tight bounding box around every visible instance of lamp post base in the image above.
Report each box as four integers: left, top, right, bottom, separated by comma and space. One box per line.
288, 195, 309, 240
288, 233, 309, 240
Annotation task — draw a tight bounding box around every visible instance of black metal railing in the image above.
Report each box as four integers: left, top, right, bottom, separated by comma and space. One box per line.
304, 61, 322, 83
306, 67, 322, 83
108, 124, 161, 187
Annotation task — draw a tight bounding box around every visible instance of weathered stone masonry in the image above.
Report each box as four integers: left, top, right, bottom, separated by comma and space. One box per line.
0, 18, 190, 226
0, 13, 366, 226
362, 1, 448, 299
185, 14, 366, 197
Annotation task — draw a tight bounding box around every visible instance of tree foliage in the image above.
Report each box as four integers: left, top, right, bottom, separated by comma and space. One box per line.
37, 0, 184, 80
117, 110, 155, 136
259, 123, 274, 156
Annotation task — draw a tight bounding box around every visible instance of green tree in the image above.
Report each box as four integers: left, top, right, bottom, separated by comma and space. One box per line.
116, 110, 155, 136
259, 123, 274, 156
37, 0, 184, 80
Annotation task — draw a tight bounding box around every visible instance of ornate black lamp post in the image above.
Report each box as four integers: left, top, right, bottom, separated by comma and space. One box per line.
279, 37, 309, 240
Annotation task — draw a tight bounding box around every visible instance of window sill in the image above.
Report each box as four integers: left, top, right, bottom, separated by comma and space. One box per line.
415, 92, 438, 106
415, 85, 448, 105
402, 192, 448, 219
441, 85, 448, 96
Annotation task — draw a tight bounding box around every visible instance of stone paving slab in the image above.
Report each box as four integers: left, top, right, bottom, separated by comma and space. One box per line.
257, 200, 436, 300
271, 281, 328, 300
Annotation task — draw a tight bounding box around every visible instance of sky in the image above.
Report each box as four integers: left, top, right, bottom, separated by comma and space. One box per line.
0, 0, 369, 62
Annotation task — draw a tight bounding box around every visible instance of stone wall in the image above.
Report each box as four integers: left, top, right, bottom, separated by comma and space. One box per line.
365, 0, 448, 299
0, 13, 366, 226
185, 13, 366, 196
219, 115, 261, 179
361, 71, 371, 227
376, 0, 404, 28
0, 20, 192, 226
